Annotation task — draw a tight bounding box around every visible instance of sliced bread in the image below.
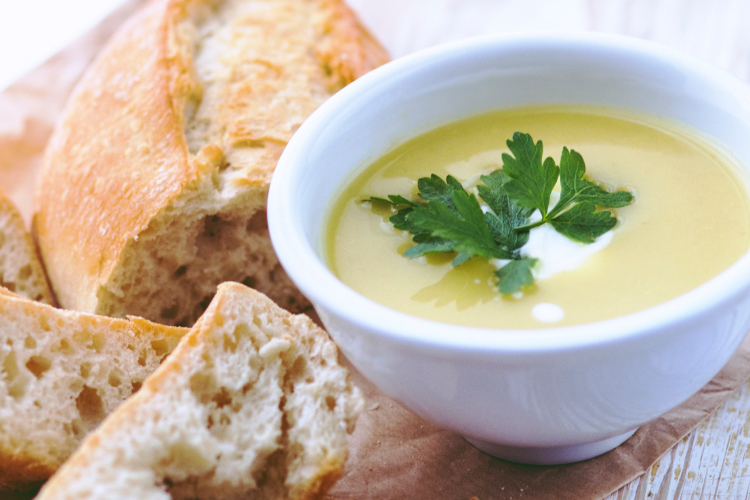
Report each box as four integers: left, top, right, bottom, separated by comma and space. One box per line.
0, 291, 186, 491
35, 282, 363, 500
0, 190, 54, 305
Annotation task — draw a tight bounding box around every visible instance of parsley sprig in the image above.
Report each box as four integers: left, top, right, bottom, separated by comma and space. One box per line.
365, 132, 634, 295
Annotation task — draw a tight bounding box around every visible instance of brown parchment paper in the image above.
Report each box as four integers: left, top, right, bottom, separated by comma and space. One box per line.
328, 348, 750, 500
2, 2, 750, 499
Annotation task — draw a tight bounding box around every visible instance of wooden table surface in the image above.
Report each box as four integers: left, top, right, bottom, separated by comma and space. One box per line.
343, 0, 750, 498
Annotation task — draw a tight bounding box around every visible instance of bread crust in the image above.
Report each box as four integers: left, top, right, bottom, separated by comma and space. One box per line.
33, 0, 389, 321
34, 0, 196, 312
0, 189, 55, 305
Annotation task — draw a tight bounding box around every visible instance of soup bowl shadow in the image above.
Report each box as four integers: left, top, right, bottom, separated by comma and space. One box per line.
267, 33, 750, 465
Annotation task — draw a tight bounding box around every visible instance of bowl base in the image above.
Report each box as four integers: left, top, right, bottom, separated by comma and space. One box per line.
465, 428, 637, 465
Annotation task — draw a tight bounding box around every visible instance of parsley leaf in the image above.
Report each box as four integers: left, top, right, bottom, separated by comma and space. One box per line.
390, 208, 420, 233
548, 147, 633, 218
476, 169, 512, 215
496, 257, 537, 294
365, 195, 422, 234
548, 201, 617, 243
364, 132, 635, 300
451, 252, 473, 267
501, 132, 559, 217
403, 237, 455, 258
478, 170, 533, 254
364, 195, 415, 207
418, 174, 465, 212
365, 186, 482, 261
484, 212, 527, 256
407, 190, 509, 260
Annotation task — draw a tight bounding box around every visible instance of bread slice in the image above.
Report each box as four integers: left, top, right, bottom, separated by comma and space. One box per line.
0, 290, 186, 491
35, 282, 363, 500
33, 0, 389, 326
0, 189, 54, 305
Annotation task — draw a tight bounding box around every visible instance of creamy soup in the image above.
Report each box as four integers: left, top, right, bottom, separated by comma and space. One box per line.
326, 107, 750, 329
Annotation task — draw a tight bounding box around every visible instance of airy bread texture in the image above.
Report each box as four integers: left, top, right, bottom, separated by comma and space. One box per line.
0, 190, 54, 305
34, 0, 389, 326
0, 290, 186, 491
35, 282, 363, 500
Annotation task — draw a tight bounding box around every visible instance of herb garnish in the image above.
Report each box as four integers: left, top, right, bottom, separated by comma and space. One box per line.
365, 132, 634, 295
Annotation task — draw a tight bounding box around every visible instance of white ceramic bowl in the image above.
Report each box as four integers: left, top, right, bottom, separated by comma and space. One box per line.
268, 33, 750, 464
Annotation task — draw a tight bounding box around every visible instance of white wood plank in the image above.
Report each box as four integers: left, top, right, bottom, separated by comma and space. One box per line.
348, 0, 750, 81
603, 379, 750, 499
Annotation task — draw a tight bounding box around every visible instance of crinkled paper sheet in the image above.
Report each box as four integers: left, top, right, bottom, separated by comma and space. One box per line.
328, 349, 750, 500
2, 1, 750, 499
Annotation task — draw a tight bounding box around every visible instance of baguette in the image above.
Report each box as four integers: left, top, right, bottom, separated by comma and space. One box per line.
0, 290, 185, 491
35, 282, 363, 500
33, 0, 389, 326
0, 189, 54, 305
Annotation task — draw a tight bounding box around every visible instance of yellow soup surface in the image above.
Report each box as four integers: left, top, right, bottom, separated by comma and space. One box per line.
326, 107, 750, 329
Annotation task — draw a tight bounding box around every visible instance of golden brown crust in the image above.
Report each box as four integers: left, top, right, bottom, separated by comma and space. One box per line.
294, 456, 346, 500
34, 0, 389, 321
0, 285, 27, 300
0, 190, 55, 305
33, 0, 199, 312
0, 450, 52, 493
315, 0, 390, 88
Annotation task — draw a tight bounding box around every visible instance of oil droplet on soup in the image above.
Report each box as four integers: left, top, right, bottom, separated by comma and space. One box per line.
326, 106, 750, 329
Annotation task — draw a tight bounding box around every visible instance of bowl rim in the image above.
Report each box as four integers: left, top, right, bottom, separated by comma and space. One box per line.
268, 31, 750, 354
